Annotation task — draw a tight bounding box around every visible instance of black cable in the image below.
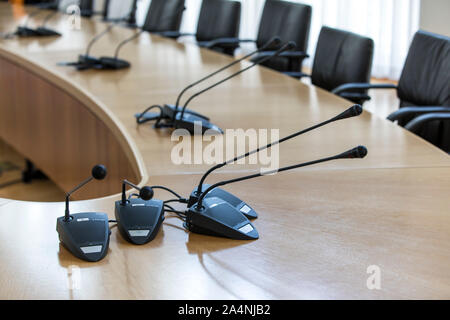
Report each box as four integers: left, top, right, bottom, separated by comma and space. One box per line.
164, 198, 188, 205
151, 185, 184, 200
136, 105, 163, 125
128, 193, 139, 200
0, 179, 22, 190
108, 219, 117, 223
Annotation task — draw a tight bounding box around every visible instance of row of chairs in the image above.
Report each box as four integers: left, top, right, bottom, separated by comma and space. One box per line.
27, 0, 450, 153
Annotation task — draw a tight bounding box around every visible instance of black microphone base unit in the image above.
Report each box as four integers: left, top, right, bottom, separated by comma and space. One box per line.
56, 212, 111, 262
185, 197, 259, 240
134, 104, 209, 125
174, 112, 223, 135
114, 198, 164, 245
97, 57, 131, 70
16, 27, 61, 37
59, 55, 131, 71
35, 27, 61, 37
187, 184, 258, 220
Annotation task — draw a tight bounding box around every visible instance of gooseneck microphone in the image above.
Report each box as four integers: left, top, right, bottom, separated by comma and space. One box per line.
58, 12, 132, 70
139, 41, 296, 135
178, 41, 296, 125
95, 29, 145, 70
35, 10, 62, 37
185, 146, 368, 240
172, 36, 281, 119
121, 179, 154, 205
64, 164, 107, 221
115, 180, 164, 245
57, 165, 111, 262
134, 37, 282, 128
193, 104, 364, 203
95, 6, 187, 70
197, 146, 368, 209
178, 41, 296, 121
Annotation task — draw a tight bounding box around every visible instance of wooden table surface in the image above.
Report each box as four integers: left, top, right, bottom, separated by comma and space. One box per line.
0, 3, 449, 299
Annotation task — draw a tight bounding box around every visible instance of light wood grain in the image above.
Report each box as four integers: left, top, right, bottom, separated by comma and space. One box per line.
0, 3, 449, 299
0, 168, 449, 299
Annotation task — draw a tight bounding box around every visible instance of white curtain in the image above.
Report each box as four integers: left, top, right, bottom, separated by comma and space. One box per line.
135, 0, 421, 79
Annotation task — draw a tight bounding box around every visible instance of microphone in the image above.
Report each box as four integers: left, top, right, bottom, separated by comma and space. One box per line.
93, 5, 187, 70
115, 180, 165, 245
187, 104, 364, 220
135, 36, 282, 127
56, 165, 112, 262
174, 41, 296, 134
136, 40, 295, 135
185, 146, 368, 240
9, 7, 47, 38
58, 11, 132, 70
95, 29, 145, 70
34, 10, 62, 37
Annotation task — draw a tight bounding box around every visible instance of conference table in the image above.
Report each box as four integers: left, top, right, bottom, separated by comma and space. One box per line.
0, 3, 449, 299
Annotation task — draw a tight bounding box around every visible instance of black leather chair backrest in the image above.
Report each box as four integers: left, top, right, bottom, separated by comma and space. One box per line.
397, 31, 450, 151
142, 0, 185, 33
79, 0, 93, 12
398, 31, 450, 108
311, 26, 374, 93
196, 0, 241, 42
256, 0, 311, 53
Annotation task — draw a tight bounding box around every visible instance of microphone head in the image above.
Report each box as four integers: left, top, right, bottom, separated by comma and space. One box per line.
92, 165, 107, 180
335, 104, 363, 121
338, 146, 368, 159
286, 41, 297, 50
139, 186, 154, 201
263, 36, 282, 49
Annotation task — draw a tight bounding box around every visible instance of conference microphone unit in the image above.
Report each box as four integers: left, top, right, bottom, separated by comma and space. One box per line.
56, 165, 111, 262
185, 146, 368, 240
8, 8, 46, 38
33, 10, 62, 37
135, 39, 294, 135
92, 29, 145, 70
90, 6, 187, 70
58, 10, 133, 70
135, 36, 281, 128
114, 180, 164, 245
186, 104, 364, 221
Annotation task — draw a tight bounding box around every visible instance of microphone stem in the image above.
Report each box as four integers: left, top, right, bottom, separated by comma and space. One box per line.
114, 29, 144, 60
85, 24, 115, 56
122, 180, 141, 205
64, 176, 93, 221
195, 107, 339, 195
174, 47, 267, 112
179, 43, 292, 121
197, 155, 339, 209
173, 37, 280, 119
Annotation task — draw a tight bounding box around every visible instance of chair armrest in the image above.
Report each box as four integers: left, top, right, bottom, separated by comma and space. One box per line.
332, 83, 397, 95
404, 113, 450, 133
205, 38, 256, 48
155, 31, 195, 39
254, 51, 309, 59
283, 71, 310, 79
339, 92, 371, 102
387, 106, 450, 122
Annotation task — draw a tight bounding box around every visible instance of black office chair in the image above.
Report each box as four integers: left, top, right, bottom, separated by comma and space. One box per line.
158, 0, 241, 56
141, 0, 185, 34
334, 30, 450, 153
208, 0, 311, 71
287, 26, 374, 105
102, 0, 137, 25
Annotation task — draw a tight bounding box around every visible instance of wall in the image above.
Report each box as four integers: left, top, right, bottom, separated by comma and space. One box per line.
420, 0, 450, 36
